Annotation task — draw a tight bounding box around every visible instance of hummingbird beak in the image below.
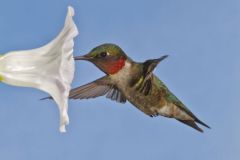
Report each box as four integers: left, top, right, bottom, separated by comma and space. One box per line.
74, 54, 92, 61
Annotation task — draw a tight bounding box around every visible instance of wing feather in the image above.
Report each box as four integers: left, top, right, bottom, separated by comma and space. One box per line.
136, 56, 168, 95
106, 86, 126, 103
69, 76, 127, 103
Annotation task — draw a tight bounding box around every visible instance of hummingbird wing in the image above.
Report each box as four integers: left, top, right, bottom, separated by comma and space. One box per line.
106, 86, 127, 103
69, 76, 127, 103
143, 56, 168, 78
136, 56, 168, 95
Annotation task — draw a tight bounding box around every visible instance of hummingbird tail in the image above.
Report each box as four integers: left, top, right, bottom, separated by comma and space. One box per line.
177, 120, 204, 133
195, 118, 211, 129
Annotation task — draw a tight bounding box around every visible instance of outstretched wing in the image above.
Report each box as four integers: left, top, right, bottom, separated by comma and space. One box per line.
69, 76, 110, 99
69, 76, 127, 103
136, 55, 168, 95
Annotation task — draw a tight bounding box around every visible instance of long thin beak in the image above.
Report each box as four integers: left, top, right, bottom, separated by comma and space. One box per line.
74, 55, 92, 60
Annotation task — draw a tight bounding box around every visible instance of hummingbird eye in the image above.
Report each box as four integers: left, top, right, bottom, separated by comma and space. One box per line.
99, 52, 107, 58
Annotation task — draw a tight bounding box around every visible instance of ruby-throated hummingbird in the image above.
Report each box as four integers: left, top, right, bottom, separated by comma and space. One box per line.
70, 43, 210, 132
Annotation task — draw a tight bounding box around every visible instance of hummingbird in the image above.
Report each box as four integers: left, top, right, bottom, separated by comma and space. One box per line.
70, 43, 210, 132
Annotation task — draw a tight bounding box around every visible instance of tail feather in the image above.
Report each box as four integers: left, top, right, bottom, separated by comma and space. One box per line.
177, 120, 204, 133
195, 118, 210, 129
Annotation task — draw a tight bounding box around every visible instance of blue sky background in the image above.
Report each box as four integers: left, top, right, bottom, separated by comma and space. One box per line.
0, 0, 239, 159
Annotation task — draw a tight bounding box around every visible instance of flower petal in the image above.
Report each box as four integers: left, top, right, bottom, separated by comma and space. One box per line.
0, 6, 79, 132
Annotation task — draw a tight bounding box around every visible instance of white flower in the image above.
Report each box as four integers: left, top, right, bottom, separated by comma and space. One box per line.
0, 6, 79, 132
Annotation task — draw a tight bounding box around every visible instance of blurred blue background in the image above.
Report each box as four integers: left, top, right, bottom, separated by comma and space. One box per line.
0, 0, 239, 159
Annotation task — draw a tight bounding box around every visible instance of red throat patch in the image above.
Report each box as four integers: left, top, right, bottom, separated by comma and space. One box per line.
105, 56, 126, 75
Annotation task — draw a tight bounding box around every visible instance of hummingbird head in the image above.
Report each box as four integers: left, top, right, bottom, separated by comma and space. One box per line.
75, 43, 128, 75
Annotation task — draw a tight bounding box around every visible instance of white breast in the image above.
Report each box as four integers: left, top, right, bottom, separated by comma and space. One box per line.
110, 60, 132, 85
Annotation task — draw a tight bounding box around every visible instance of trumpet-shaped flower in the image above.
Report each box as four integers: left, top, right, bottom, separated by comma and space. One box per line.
0, 6, 78, 132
